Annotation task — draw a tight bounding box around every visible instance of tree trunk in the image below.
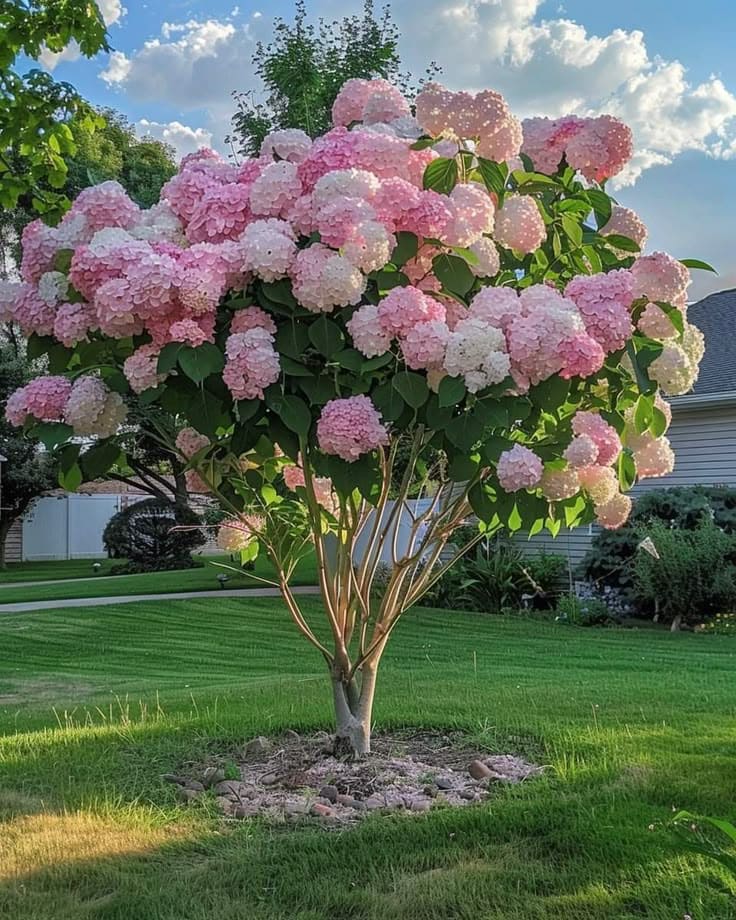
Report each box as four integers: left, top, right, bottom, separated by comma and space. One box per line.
0, 516, 14, 570
670, 613, 683, 632
331, 665, 378, 758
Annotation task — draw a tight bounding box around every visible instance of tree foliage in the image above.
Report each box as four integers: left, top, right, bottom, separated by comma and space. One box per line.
229, 0, 408, 156
0, 0, 109, 221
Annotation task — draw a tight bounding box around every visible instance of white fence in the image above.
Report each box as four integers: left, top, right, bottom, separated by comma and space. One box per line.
21, 493, 134, 561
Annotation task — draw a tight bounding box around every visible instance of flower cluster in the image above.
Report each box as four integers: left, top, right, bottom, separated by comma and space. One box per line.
521, 115, 633, 182
317, 396, 389, 462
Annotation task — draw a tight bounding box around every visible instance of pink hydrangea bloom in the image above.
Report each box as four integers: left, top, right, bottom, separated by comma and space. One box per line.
577, 465, 618, 505
332, 78, 380, 126
405, 190, 454, 240
468, 237, 500, 277
565, 116, 633, 182
362, 82, 411, 125
240, 220, 297, 282
631, 252, 690, 303
402, 320, 450, 370
540, 466, 580, 501
571, 412, 621, 466
12, 285, 56, 336
563, 435, 599, 468
69, 231, 149, 302
494, 196, 545, 253
291, 244, 365, 312
317, 395, 389, 462
521, 116, 582, 174
564, 270, 634, 353
648, 342, 698, 395
341, 220, 394, 273
94, 277, 144, 338
377, 286, 446, 338
217, 522, 256, 553
20, 220, 59, 283
186, 183, 253, 244
346, 304, 392, 357
315, 197, 377, 247
176, 427, 210, 459
68, 180, 140, 235
297, 128, 363, 191
64, 376, 127, 437
632, 435, 675, 480
595, 492, 632, 530
5, 376, 72, 427
168, 319, 212, 346
469, 286, 519, 331
0, 280, 24, 323
497, 444, 543, 492
162, 167, 224, 224
602, 206, 648, 250
443, 316, 510, 392
260, 128, 312, 163
559, 332, 605, 379
249, 161, 302, 218
230, 306, 277, 336
443, 184, 495, 248
124, 345, 164, 394
283, 460, 336, 513
54, 301, 95, 347
223, 328, 280, 400
312, 169, 380, 210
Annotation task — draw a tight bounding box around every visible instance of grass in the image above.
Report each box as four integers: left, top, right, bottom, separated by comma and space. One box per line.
0, 553, 317, 604
1, 599, 735, 919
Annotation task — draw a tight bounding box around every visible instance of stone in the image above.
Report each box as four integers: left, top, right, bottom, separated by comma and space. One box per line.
260, 772, 278, 786
202, 766, 225, 788
435, 776, 454, 790
311, 802, 334, 818
176, 787, 200, 803
245, 736, 271, 757
185, 780, 205, 792
459, 788, 477, 800
364, 795, 384, 811
161, 773, 187, 786
350, 799, 366, 811
285, 801, 309, 816
468, 760, 492, 781
319, 784, 339, 803
233, 804, 257, 819
283, 730, 301, 742
422, 785, 437, 798
336, 794, 356, 807
213, 780, 243, 797
410, 797, 432, 812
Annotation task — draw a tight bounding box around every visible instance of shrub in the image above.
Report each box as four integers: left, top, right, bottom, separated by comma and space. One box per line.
522, 552, 568, 596
556, 593, 618, 627
579, 485, 736, 598
632, 520, 736, 629
103, 498, 206, 574
696, 612, 736, 636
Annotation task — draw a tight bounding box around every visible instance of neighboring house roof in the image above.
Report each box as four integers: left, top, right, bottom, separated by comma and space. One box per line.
672, 288, 736, 408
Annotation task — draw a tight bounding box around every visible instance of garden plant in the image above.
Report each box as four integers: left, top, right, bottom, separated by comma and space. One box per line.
3, 76, 708, 756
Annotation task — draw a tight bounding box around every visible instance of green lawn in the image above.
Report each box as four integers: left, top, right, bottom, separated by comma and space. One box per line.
0, 553, 317, 604
0, 556, 122, 583
1, 599, 735, 919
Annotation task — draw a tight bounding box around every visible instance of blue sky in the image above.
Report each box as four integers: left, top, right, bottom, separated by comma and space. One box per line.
37, 0, 736, 299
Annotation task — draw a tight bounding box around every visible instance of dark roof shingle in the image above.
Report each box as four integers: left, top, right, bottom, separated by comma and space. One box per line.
687, 288, 736, 396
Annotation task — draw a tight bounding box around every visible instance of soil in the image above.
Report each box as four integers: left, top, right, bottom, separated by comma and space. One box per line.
163, 730, 543, 826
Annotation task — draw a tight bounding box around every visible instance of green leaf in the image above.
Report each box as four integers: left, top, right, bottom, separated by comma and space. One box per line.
391, 232, 419, 267
392, 371, 429, 409
298, 376, 336, 405
281, 356, 314, 377
476, 158, 507, 196
266, 393, 312, 436
361, 353, 393, 373
275, 322, 310, 359
561, 213, 583, 247
425, 394, 453, 429
438, 374, 466, 408
80, 441, 122, 480
33, 421, 73, 451
178, 343, 225, 384
334, 349, 364, 372
433, 253, 475, 297
235, 399, 260, 423
261, 278, 298, 307
482, 435, 512, 463
351, 452, 383, 504
308, 315, 344, 357
446, 412, 484, 452
187, 390, 229, 438
585, 189, 612, 228
618, 451, 637, 492
448, 454, 479, 481
604, 233, 640, 253
53, 249, 73, 273
58, 463, 83, 492
650, 406, 668, 438
26, 334, 54, 360
679, 258, 717, 274
374, 269, 409, 291
423, 156, 458, 194
468, 482, 495, 520
529, 377, 570, 413
633, 394, 654, 434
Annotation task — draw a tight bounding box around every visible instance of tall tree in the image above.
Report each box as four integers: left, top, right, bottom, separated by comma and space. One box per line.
229, 0, 405, 156
0, 345, 56, 568
0, 0, 110, 222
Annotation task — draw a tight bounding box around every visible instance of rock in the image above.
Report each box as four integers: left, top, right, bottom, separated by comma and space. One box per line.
459, 788, 476, 800
161, 773, 187, 786
311, 802, 334, 818
283, 729, 301, 742
410, 797, 432, 812
185, 780, 205, 792
233, 804, 257, 819
468, 760, 492, 781
336, 794, 356, 807
202, 766, 225, 788
364, 795, 384, 811
214, 780, 243, 797
215, 796, 235, 813
260, 772, 278, 786
176, 787, 200, 803
245, 736, 271, 758
285, 801, 309, 816
351, 799, 366, 811
435, 776, 454, 790
319, 784, 339, 803
423, 785, 437, 798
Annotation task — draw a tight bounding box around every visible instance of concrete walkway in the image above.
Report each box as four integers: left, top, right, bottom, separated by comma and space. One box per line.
0, 585, 320, 614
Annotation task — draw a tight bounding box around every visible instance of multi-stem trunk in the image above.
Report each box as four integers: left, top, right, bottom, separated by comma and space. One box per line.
331, 663, 378, 757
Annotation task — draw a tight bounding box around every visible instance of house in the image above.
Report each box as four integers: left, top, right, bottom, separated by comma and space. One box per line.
523, 287, 736, 566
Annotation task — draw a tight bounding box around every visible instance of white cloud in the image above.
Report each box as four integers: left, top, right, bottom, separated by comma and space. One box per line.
39, 0, 125, 70
136, 119, 213, 160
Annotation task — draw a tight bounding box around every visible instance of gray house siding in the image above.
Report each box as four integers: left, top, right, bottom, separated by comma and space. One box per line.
518, 403, 736, 568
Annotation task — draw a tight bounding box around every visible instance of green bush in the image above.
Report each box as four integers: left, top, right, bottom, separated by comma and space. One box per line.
579, 485, 736, 597
556, 594, 618, 627
103, 498, 206, 574
633, 521, 736, 628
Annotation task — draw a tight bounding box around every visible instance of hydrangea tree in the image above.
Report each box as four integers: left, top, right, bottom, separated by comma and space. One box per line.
2, 77, 710, 756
